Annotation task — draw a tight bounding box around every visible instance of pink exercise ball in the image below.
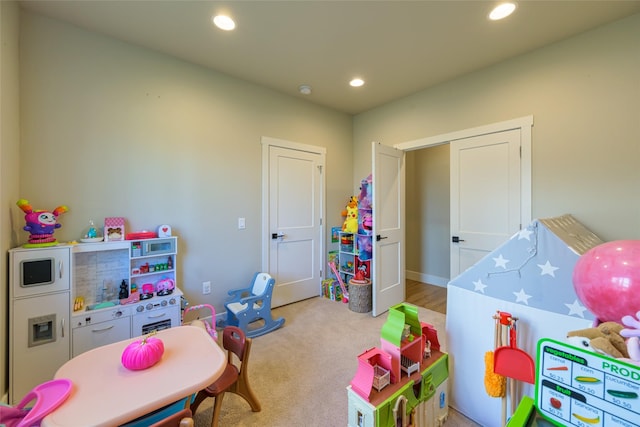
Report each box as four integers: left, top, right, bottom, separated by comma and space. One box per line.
573, 240, 640, 323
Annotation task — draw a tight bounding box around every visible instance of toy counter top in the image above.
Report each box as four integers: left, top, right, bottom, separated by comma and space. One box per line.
367, 350, 448, 407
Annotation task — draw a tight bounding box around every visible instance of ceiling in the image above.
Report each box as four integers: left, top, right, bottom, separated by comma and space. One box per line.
18, 0, 640, 115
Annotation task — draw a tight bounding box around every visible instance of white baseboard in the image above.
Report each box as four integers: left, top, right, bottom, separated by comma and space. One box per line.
406, 270, 449, 287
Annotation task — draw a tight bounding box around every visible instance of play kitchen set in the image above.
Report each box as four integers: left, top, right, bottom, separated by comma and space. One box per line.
8, 201, 182, 405
347, 303, 449, 427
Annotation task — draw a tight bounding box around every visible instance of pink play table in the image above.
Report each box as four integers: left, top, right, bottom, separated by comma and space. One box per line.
41, 325, 225, 427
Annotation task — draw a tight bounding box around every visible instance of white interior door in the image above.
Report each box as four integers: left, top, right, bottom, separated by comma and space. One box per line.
450, 129, 522, 278
372, 142, 405, 316
263, 138, 325, 307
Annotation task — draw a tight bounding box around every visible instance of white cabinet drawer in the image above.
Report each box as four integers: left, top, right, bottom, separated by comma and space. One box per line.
72, 316, 131, 357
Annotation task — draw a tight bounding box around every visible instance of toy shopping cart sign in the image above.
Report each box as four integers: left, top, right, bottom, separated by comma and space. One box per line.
536, 338, 640, 426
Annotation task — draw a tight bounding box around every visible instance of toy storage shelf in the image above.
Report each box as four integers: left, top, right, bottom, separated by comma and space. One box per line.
339, 232, 357, 277
338, 232, 373, 279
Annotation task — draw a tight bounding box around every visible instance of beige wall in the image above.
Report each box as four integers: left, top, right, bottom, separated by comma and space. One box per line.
354, 13, 640, 285
405, 145, 450, 286
1, 0, 21, 402
16, 10, 354, 307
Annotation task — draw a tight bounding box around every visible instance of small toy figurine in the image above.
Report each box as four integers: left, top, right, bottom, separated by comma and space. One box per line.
119, 280, 129, 300
16, 199, 68, 247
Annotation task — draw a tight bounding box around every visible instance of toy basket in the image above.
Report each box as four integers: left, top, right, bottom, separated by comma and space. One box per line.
182, 303, 218, 341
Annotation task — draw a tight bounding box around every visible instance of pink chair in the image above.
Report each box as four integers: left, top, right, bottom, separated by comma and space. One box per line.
190, 326, 260, 427
0, 379, 72, 427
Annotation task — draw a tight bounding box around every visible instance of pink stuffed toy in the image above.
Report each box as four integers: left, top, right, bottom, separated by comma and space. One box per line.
620, 311, 640, 364
17, 199, 68, 247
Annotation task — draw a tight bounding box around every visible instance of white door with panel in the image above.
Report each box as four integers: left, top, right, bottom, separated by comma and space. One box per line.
372, 142, 405, 316
450, 129, 522, 278
264, 138, 325, 307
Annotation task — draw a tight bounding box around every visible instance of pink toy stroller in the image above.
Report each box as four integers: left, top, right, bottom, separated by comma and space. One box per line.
182, 303, 218, 341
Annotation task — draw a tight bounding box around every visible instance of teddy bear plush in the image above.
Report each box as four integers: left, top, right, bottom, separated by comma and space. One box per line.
567, 321, 629, 359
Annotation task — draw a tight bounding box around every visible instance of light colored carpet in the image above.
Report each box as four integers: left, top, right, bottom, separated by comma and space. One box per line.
192, 297, 479, 426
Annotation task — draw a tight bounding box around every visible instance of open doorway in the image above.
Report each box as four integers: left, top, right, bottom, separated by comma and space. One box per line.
398, 115, 533, 290
406, 145, 450, 287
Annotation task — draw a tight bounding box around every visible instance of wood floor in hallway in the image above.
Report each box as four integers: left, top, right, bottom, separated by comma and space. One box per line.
406, 278, 448, 314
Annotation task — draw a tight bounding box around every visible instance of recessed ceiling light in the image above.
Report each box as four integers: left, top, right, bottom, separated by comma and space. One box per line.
213, 14, 236, 31
299, 84, 312, 95
350, 78, 365, 88
489, 2, 517, 21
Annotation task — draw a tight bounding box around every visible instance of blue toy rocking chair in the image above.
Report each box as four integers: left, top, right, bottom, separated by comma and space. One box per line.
221, 272, 285, 338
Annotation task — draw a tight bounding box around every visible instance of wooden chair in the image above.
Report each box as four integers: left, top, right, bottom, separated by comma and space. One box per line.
148, 408, 194, 427
190, 326, 261, 427
220, 272, 284, 338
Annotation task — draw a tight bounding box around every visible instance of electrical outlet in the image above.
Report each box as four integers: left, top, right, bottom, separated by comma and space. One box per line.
202, 281, 211, 295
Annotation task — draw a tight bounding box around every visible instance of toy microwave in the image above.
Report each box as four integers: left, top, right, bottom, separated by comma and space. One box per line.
131, 238, 175, 258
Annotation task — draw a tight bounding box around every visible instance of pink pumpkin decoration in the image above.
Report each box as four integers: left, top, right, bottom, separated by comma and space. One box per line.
573, 240, 640, 323
121, 333, 164, 370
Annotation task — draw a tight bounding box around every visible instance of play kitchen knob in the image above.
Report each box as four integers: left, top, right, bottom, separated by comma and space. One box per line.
161, 300, 167, 307
169, 298, 176, 305
136, 305, 144, 313
146, 303, 153, 311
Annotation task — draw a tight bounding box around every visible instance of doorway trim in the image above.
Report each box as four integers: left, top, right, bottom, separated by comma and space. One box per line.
260, 136, 327, 281
395, 115, 533, 226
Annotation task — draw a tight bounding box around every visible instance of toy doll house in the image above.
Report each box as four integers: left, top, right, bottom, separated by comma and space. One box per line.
348, 303, 448, 427
446, 214, 603, 427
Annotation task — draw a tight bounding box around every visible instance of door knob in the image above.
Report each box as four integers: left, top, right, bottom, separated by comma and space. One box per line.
452, 236, 465, 243
271, 233, 285, 239
376, 235, 388, 241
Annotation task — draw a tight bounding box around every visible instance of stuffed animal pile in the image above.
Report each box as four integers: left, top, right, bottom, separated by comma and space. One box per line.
567, 312, 640, 365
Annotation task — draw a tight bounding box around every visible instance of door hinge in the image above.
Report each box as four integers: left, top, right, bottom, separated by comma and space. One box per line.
317, 165, 323, 173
